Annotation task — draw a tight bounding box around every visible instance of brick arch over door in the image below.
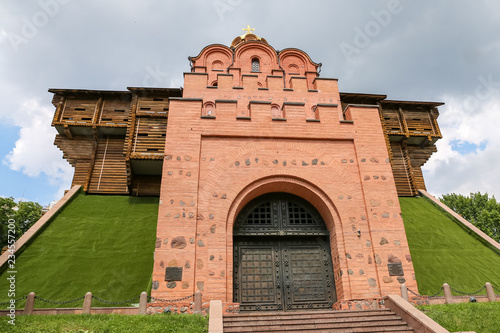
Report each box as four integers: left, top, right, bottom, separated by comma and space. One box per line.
224, 175, 346, 302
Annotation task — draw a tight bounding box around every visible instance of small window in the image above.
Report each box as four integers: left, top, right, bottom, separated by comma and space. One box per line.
288, 64, 299, 74
311, 105, 319, 120
212, 60, 224, 71
203, 102, 215, 117
251, 58, 260, 72
271, 104, 283, 118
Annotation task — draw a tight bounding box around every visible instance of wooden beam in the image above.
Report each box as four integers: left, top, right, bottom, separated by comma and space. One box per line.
63, 125, 73, 139
419, 136, 430, 148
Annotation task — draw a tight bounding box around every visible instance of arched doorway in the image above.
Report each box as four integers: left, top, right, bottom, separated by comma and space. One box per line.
233, 193, 336, 311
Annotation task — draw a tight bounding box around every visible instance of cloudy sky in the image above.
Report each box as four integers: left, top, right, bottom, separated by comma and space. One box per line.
1, 0, 499, 206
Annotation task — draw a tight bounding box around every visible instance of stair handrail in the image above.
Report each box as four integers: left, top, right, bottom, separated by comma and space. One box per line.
384, 295, 449, 333
418, 190, 500, 253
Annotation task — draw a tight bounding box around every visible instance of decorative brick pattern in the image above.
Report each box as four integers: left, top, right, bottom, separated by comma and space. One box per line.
151, 37, 418, 309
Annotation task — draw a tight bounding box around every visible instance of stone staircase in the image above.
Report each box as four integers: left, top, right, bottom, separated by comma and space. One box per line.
223, 309, 414, 333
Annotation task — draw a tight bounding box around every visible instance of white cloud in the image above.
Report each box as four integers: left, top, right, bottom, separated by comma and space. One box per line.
0, 1, 499, 204
423, 92, 500, 199
2, 99, 73, 201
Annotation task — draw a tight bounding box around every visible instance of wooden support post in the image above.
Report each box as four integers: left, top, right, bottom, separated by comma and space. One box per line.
397, 107, 409, 135
84, 131, 99, 192
63, 125, 73, 140
125, 94, 139, 157
24, 292, 36, 315
485, 282, 496, 302
82, 292, 92, 314
443, 283, 453, 304
93, 97, 103, 124
400, 284, 409, 302
52, 96, 66, 125
430, 107, 442, 138
138, 292, 148, 315
194, 291, 202, 314
379, 105, 394, 165
419, 136, 430, 148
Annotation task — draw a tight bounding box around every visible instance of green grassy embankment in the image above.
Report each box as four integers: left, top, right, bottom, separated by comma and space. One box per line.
0, 314, 208, 333
417, 302, 500, 333
400, 196, 500, 296
0, 192, 159, 308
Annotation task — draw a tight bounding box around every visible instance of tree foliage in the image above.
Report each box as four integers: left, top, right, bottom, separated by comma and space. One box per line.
0, 197, 43, 248
440, 192, 500, 243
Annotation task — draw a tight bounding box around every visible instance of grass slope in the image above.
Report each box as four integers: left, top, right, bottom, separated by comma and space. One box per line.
0, 192, 159, 308
400, 196, 500, 295
0, 314, 208, 333
417, 302, 500, 333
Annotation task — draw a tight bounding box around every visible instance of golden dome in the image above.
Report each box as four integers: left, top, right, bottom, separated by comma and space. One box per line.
231, 26, 268, 48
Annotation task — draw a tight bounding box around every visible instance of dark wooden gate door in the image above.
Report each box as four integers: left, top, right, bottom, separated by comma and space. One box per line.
233, 193, 336, 311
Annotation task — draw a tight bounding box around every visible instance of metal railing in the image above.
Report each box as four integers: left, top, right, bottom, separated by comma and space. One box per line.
402, 282, 498, 304
0, 291, 202, 316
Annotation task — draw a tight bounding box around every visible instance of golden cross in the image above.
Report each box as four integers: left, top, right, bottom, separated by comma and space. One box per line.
242, 25, 255, 34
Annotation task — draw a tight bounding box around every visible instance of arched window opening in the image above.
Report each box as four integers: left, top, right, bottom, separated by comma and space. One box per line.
251, 58, 260, 72
311, 105, 319, 120
288, 64, 300, 74
203, 102, 215, 117
271, 104, 283, 118
212, 60, 224, 71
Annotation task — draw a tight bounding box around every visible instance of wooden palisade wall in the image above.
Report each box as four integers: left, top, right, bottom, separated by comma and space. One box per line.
50, 89, 442, 197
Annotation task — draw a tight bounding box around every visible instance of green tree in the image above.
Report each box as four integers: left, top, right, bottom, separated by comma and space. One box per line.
0, 197, 43, 248
440, 192, 500, 242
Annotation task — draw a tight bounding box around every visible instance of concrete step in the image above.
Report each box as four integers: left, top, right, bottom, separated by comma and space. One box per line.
223, 323, 413, 333
223, 326, 414, 333
223, 309, 414, 333
224, 315, 404, 327
224, 309, 394, 322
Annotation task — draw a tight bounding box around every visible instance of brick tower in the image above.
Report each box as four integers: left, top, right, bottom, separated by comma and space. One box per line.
50, 28, 442, 312
152, 29, 425, 311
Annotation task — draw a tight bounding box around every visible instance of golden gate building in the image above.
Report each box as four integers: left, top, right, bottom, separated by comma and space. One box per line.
50, 30, 442, 311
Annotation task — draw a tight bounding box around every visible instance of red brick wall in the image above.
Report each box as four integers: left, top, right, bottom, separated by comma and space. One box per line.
152, 41, 417, 307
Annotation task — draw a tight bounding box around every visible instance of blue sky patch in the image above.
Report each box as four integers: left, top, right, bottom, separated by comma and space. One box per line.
450, 140, 488, 155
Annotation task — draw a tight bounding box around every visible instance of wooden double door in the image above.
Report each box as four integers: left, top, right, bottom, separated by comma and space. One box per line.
233, 193, 336, 311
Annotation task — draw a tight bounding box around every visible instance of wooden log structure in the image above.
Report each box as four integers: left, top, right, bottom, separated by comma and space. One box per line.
340, 93, 443, 196
50, 89, 442, 197
50, 88, 181, 196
